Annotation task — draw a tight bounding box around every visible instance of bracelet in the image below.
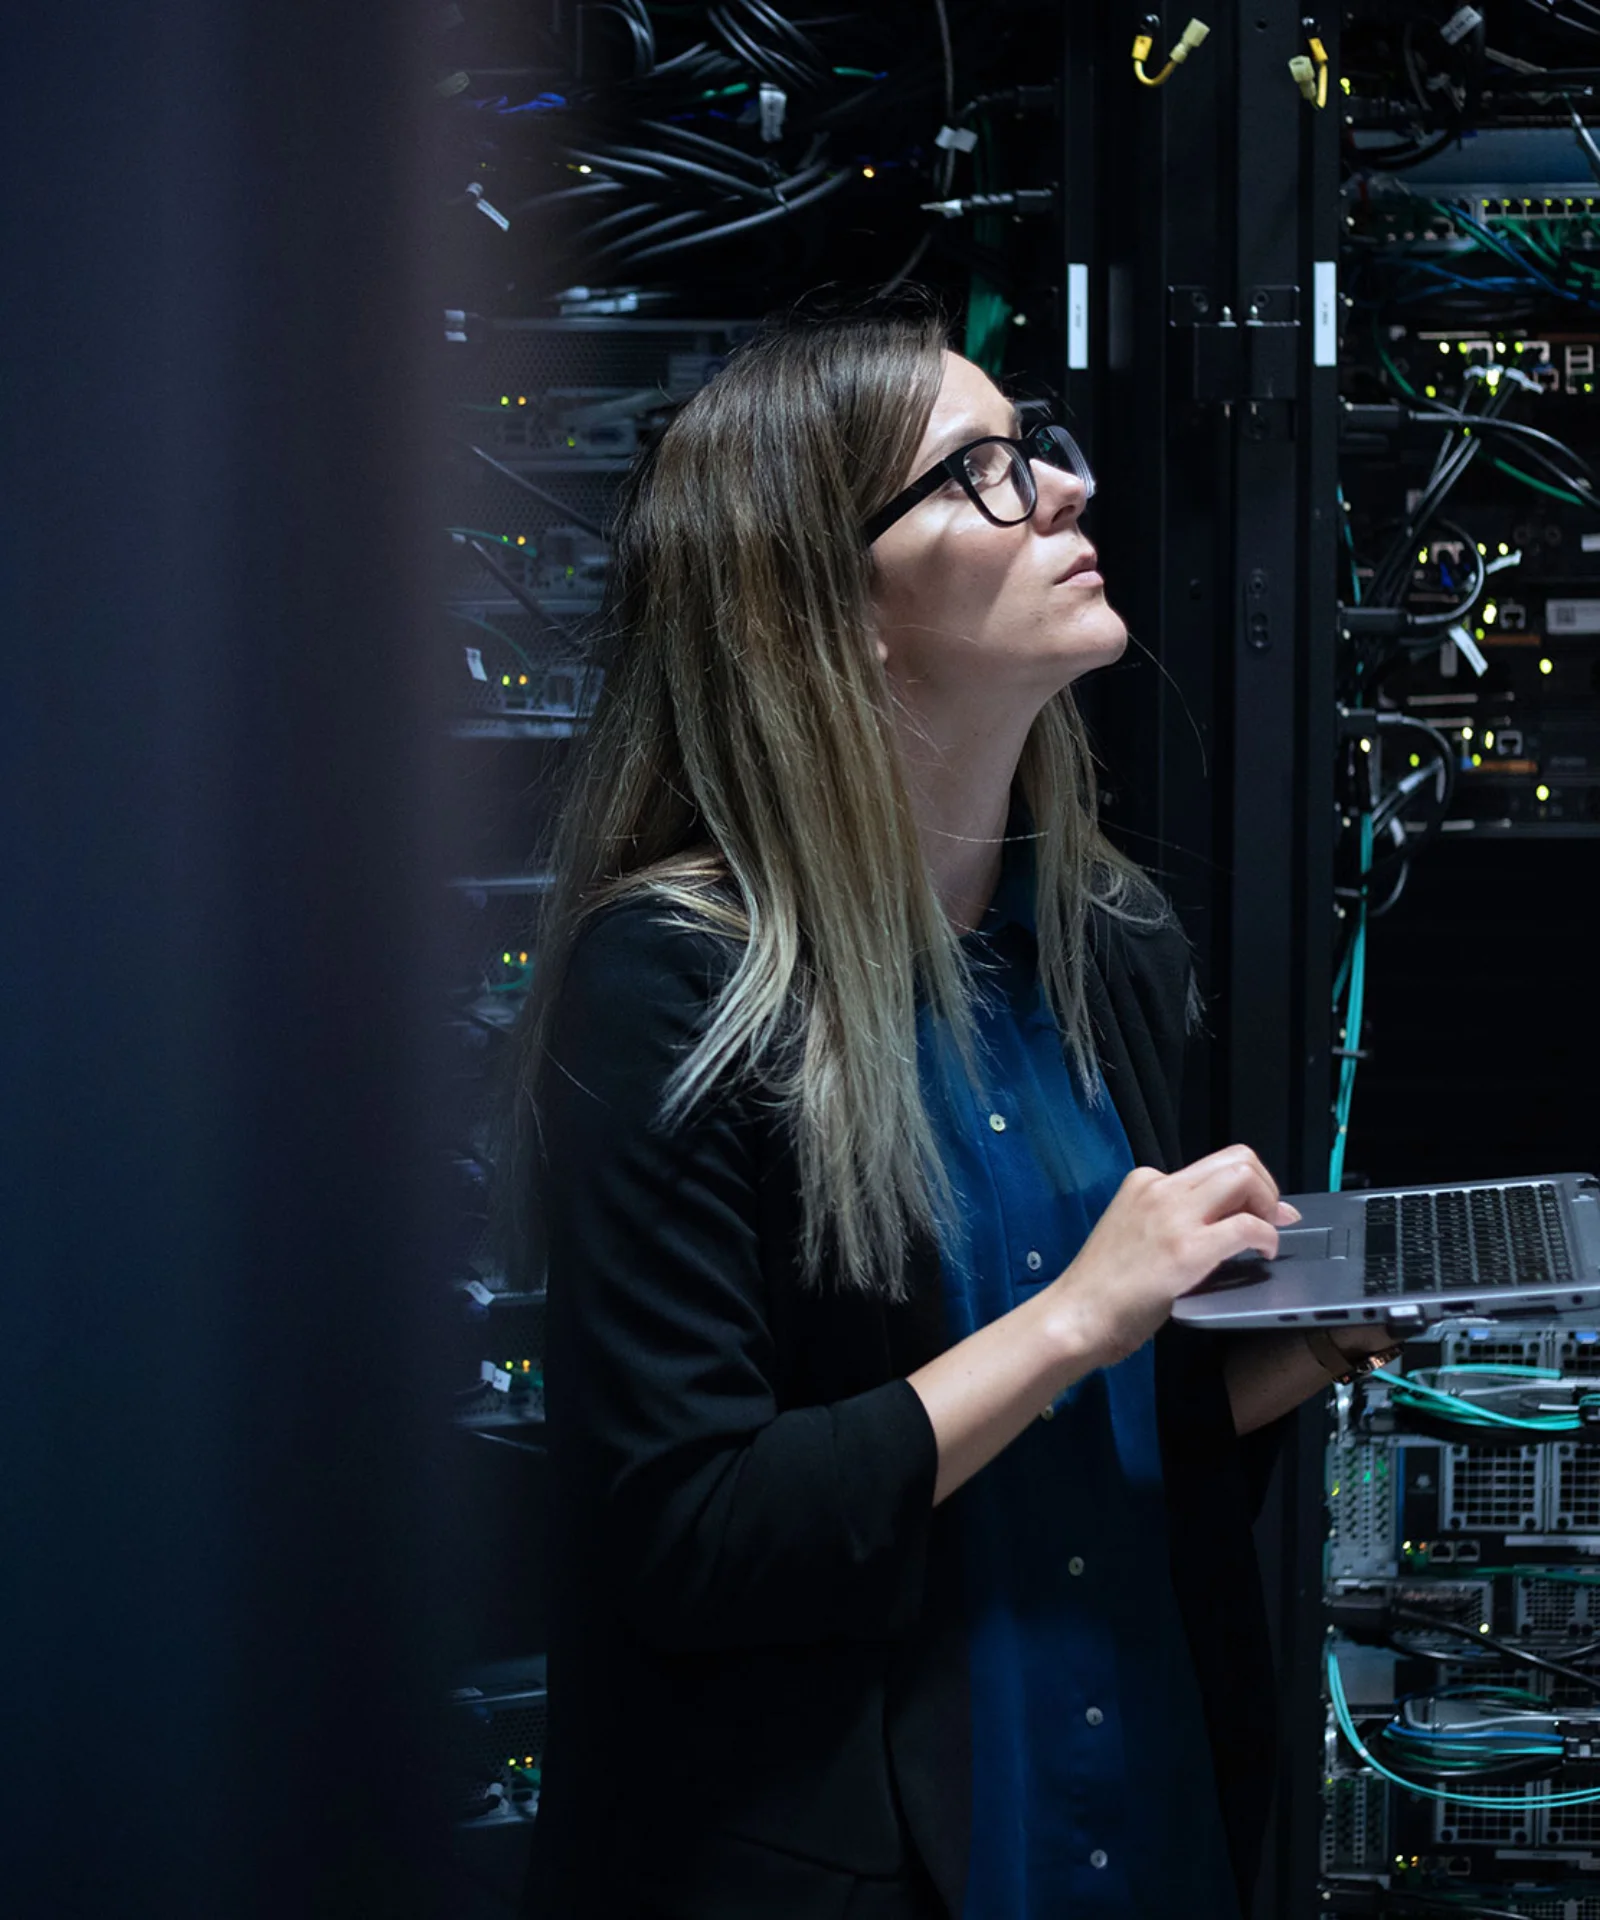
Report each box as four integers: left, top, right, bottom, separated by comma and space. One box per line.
1304, 1325, 1403, 1386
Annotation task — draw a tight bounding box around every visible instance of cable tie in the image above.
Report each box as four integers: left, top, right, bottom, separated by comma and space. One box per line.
1446, 623, 1489, 676
758, 82, 786, 143
466, 182, 510, 231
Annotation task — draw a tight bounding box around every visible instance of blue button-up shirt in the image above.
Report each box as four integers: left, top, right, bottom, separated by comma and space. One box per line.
918, 831, 1239, 1920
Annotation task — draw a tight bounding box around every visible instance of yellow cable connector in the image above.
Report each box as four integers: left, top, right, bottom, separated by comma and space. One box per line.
1291, 26, 1330, 107
1133, 18, 1210, 88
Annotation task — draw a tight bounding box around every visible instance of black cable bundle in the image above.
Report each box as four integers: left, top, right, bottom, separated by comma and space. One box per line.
441, 0, 964, 291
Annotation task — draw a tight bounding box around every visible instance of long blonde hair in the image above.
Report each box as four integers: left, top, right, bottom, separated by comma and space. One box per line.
505, 301, 1162, 1299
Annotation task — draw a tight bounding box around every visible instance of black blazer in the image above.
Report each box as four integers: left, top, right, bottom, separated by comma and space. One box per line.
523, 897, 1280, 1920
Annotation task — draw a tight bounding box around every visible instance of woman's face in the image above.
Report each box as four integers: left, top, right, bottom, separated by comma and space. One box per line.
869, 351, 1127, 711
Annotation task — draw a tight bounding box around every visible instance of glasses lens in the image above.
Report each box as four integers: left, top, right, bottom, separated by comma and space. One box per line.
959, 439, 1033, 525
1032, 425, 1095, 501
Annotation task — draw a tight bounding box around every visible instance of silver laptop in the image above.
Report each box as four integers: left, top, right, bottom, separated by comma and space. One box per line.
1172, 1173, 1600, 1332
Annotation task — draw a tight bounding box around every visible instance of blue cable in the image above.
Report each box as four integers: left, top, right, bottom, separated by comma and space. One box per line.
1329, 814, 1371, 1191
1431, 200, 1600, 313
1328, 1644, 1600, 1809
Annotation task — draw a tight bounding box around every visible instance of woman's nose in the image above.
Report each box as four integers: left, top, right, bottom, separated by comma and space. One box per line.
1033, 459, 1088, 530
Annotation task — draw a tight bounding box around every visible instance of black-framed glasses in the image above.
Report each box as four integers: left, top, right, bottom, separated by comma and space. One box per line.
862, 422, 1095, 545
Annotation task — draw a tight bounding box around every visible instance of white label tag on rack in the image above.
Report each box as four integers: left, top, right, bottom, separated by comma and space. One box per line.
464, 647, 487, 682
1067, 263, 1088, 371
1313, 261, 1337, 368
1549, 598, 1600, 633
481, 1361, 513, 1394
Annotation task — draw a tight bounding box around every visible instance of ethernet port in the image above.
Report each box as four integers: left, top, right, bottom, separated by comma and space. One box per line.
1446, 1857, 1471, 1876
1429, 1541, 1456, 1564
1454, 1539, 1480, 1563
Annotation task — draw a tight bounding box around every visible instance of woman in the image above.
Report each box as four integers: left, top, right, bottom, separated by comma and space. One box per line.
506, 302, 1395, 1919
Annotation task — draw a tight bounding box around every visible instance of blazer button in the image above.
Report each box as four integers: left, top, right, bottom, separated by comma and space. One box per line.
987, 1112, 1007, 1132
1068, 1556, 1085, 1576
1090, 1850, 1108, 1870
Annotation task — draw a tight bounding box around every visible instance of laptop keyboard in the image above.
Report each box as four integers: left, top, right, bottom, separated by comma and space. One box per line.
1363, 1182, 1573, 1296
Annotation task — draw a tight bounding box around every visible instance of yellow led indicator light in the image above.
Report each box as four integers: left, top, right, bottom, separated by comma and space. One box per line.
1417, 548, 1428, 564
515, 535, 526, 546
577, 163, 592, 174
1462, 726, 1473, 740
1439, 342, 1450, 355
501, 674, 511, 687
1424, 385, 1437, 398
1540, 657, 1554, 675
1359, 737, 1372, 753
500, 396, 509, 406
1471, 753, 1482, 767
518, 396, 527, 406
519, 952, 529, 964
1483, 605, 1497, 624
1340, 74, 1351, 94
1474, 627, 1485, 641
1498, 542, 1509, 555
1476, 542, 1487, 555
1484, 731, 1495, 749
518, 674, 529, 686
1537, 784, 1551, 802
1409, 753, 1421, 769
502, 951, 512, 964
862, 166, 876, 179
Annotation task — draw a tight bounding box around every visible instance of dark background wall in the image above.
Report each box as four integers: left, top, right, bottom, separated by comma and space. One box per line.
0, 4, 461, 1913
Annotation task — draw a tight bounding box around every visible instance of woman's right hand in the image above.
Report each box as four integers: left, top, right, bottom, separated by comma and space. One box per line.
1048, 1147, 1297, 1368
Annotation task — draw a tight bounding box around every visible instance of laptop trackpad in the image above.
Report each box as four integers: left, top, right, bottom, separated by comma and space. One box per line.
1196, 1226, 1349, 1293
1278, 1226, 1345, 1260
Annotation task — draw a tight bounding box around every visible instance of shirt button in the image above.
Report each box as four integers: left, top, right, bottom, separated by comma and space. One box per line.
1026, 1250, 1043, 1272
1089, 1850, 1108, 1870
1068, 1556, 1085, 1576
987, 1112, 1007, 1132
1039, 1404, 1055, 1421
1085, 1706, 1104, 1726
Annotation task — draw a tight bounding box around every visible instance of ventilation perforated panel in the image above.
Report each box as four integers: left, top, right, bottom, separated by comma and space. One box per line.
1543, 1798, 1600, 1846
1552, 1444, 1600, 1532
1515, 1574, 1594, 1636
1441, 1327, 1553, 1371
1442, 1445, 1541, 1532
1434, 1783, 1539, 1845
1559, 1332, 1600, 1376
